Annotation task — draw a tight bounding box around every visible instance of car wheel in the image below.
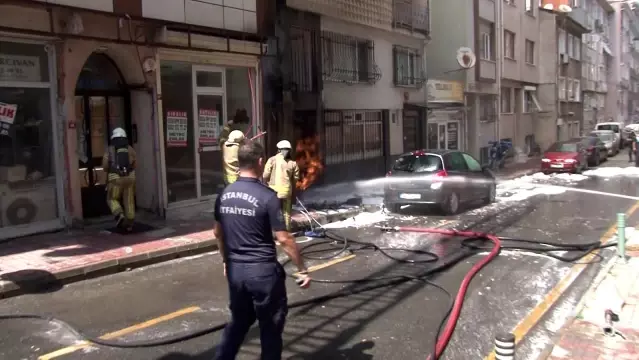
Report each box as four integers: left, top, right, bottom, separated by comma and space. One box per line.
385, 203, 400, 213
441, 192, 460, 215
484, 184, 496, 205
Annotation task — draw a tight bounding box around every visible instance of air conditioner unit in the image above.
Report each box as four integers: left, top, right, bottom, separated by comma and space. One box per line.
0, 182, 57, 227
561, 54, 570, 64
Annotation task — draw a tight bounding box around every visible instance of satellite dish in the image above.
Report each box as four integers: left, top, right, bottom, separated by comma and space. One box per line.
456, 47, 476, 69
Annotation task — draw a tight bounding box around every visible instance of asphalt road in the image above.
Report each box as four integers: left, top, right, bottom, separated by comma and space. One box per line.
1, 153, 638, 360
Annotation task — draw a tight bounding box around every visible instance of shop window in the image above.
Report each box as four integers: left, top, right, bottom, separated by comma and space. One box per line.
160, 61, 257, 203
0, 41, 50, 83
160, 61, 197, 203
0, 87, 58, 226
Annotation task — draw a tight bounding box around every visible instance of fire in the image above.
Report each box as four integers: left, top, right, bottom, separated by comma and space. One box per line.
295, 136, 324, 191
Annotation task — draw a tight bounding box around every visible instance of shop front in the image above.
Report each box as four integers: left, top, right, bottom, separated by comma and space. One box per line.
0, 38, 65, 239
157, 48, 261, 217
425, 80, 465, 152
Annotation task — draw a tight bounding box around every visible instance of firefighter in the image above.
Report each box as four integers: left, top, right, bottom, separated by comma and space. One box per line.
102, 127, 136, 230
222, 130, 245, 185
219, 109, 250, 146
263, 140, 300, 231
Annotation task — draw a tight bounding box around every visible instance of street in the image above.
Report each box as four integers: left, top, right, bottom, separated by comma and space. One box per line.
1, 154, 638, 360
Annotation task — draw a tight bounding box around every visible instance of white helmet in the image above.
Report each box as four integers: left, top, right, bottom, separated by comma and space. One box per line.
276, 140, 292, 149
111, 127, 127, 139
226, 130, 245, 146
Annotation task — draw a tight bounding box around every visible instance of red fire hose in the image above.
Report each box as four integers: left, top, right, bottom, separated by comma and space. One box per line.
392, 226, 502, 360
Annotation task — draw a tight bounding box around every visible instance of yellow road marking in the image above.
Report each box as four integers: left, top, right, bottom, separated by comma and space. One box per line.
293, 254, 357, 276
38, 306, 201, 360
483, 201, 639, 360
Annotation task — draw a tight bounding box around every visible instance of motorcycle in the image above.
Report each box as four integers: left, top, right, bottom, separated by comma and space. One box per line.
488, 140, 513, 170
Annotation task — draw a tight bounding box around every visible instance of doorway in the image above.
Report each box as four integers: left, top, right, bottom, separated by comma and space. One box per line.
75, 54, 131, 218
402, 109, 420, 152
427, 121, 460, 150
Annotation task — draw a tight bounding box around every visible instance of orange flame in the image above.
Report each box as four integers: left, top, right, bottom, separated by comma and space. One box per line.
295, 136, 324, 191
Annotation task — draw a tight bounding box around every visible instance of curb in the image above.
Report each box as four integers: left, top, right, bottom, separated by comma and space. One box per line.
535, 254, 619, 360
0, 207, 364, 299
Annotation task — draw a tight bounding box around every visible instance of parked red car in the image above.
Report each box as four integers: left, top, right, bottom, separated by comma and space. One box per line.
541, 140, 588, 174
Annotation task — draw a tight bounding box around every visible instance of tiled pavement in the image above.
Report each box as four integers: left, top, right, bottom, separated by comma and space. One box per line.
0, 158, 540, 299
544, 252, 639, 359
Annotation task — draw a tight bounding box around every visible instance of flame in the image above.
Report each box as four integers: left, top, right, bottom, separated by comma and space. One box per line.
295, 136, 324, 191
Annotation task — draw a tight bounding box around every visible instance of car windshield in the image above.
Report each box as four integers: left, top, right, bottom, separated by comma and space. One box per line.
392, 154, 443, 173
597, 124, 620, 133
547, 143, 578, 152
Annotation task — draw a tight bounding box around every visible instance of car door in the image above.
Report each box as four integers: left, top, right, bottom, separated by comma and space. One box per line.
443, 152, 471, 201
461, 152, 489, 198
596, 138, 607, 158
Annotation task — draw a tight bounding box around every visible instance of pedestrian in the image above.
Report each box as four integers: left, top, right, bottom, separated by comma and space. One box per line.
222, 130, 245, 185
102, 127, 136, 231
630, 131, 636, 163
263, 140, 301, 232
213, 140, 311, 360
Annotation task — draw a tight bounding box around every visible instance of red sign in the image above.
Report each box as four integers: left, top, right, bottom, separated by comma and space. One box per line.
0, 102, 17, 124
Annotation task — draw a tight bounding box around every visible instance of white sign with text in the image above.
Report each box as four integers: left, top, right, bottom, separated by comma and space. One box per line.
0, 54, 41, 82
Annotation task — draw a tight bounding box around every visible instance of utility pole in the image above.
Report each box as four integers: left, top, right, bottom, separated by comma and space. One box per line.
496, 0, 503, 142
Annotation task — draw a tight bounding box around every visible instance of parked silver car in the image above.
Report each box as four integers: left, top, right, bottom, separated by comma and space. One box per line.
589, 130, 619, 156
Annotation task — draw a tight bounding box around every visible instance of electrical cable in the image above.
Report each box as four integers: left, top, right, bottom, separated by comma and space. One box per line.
0, 201, 615, 356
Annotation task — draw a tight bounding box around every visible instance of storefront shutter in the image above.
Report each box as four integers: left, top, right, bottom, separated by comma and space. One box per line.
158, 48, 259, 68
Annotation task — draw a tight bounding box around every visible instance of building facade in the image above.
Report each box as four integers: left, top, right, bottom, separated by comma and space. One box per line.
0, 0, 266, 238
581, 0, 614, 133
283, 0, 430, 185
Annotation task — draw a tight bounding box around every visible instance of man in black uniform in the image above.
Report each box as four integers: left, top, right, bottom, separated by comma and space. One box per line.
213, 140, 311, 360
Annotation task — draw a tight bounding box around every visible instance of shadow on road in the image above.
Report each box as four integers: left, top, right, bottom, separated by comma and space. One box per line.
0, 269, 63, 295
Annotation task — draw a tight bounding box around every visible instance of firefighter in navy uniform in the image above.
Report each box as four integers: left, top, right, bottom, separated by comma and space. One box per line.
102, 127, 137, 230
213, 140, 310, 360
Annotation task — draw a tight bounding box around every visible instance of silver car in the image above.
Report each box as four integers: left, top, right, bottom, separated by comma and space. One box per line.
589, 130, 619, 156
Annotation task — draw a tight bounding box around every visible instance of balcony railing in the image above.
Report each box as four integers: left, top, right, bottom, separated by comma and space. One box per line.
393, 0, 430, 35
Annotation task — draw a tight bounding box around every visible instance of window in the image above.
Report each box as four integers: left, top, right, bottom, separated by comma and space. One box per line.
572, 80, 581, 101
501, 88, 513, 113
573, 36, 581, 60
480, 31, 493, 60
525, 40, 535, 64
558, 29, 566, 54
392, 154, 443, 173
568, 34, 574, 57
324, 111, 383, 165
480, 95, 496, 121
525, 0, 533, 15
558, 77, 566, 100
321, 31, 376, 84
462, 153, 483, 172
504, 30, 515, 59
566, 78, 574, 100
523, 90, 542, 113
504, 0, 515, 5
393, 46, 422, 87
444, 152, 469, 171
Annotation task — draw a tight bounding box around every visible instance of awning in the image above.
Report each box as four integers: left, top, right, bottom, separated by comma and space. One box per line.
603, 43, 612, 56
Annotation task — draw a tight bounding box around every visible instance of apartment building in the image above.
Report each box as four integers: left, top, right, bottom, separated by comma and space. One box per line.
609, 0, 639, 125
0, 0, 266, 237
629, 8, 639, 123
427, 0, 546, 162
284, 0, 430, 184
581, 0, 614, 133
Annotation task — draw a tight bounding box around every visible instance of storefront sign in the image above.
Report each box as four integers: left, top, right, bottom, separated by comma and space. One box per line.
0, 54, 41, 82
447, 122, 459, 150
166, 110, 188, 147
198, 109, 219, 148
0, 102, 17, 136
427, 80, 464, 103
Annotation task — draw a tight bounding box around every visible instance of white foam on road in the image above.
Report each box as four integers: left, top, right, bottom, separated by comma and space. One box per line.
495, 172, 588, 202
583, 166, 639, 178
322, 210, 390, 229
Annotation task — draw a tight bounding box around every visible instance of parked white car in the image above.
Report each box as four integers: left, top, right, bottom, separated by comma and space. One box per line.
594, 122, 625, 149
589, 130, 619, 156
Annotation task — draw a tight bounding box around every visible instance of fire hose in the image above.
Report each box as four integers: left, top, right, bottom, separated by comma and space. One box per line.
0, 224, 616, 358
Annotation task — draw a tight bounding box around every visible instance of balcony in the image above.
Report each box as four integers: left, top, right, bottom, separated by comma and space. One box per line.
393, 0, 429, 35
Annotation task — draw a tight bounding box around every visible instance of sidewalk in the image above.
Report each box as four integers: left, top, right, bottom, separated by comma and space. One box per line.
543, 228, 639, 360
0, 205, 360, 299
